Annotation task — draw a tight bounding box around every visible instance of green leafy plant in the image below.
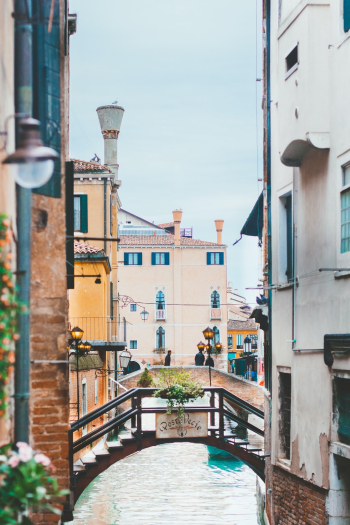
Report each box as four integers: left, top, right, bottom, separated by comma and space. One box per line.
0, 442, 69, 524
153, 368, 204, 418
137, 368, 154, 388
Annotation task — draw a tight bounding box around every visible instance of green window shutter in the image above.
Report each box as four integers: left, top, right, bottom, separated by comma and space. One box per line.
207, 252, 212, 265
65, 161, 74, 289
137, 253, 143, 266
219, 252, 224, 265
345, 0, 350, 31
164, 253, 170, 265
32, 0, 61, 198
124, 253, 129, 265
151, 253, 156, 265
80, 195, 88, 233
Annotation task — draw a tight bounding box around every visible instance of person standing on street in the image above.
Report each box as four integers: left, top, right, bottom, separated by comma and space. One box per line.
164, 350, 171, 366
195, 348, 205, 366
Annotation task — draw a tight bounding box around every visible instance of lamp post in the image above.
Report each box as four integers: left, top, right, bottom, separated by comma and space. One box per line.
3, 118, 58, 188
202, 326, 214, 386
119, 349, 132, 373
69, 326, 91, 421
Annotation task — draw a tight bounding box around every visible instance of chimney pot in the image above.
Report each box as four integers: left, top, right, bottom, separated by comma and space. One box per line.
172, 210, 183, 246
96, 103, 125, 178
214, 219, 224, 244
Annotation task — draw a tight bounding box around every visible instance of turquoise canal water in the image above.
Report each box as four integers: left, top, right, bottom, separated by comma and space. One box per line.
71, 442, 260, 525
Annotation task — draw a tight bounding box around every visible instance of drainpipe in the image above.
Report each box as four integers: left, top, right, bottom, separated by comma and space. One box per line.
104, 178, 107, 253
266, 0, 272, 395
14, 0, 33, 444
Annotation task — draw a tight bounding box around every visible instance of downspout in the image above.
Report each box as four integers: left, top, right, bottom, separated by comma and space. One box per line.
104, 178, 107, 253
14, 0, 33, 444
266, 0, 272, 394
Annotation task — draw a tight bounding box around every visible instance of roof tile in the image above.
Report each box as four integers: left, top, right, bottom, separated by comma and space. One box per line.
71, 158, 112, 174
74, 241, 105, 255
119, 234, 224, 247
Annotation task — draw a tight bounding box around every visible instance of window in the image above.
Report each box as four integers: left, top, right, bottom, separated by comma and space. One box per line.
335, 377, 350, 445
228, 334, 233, 349
156, 327, 165, 349
236, 334, 243, 349
82, 382, 87, 417
130, 340, 138, 349
156, 291, 165, 310
207, 252, 224, 265
124, 252, 142, 265
94, 379, 98, 405
250, 334, 258, 350
279, 372, 291, 460
341, 165, 350, 253
344, 0, 350, 32
285, 44, 298, 78
211, 291, 220, 308
74, 195, 88, 232
213, 326, 220, 345
152, 252, 170, 265
130, 304, 137, 312
279, 192, 293, 282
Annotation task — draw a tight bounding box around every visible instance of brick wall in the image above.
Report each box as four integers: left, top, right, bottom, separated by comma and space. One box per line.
272, 466, 328, 525
118, 366, 264, 410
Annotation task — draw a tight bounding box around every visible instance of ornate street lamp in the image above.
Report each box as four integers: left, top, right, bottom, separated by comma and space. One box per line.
203, 326, 214, 340
244, 335, 252, 353
3, 118, 58, 188
140, 309, 149, 322
119, 349, 132, 370
214, 341, 223, 354
70, 326, 84, 341
197, 341, 205, 352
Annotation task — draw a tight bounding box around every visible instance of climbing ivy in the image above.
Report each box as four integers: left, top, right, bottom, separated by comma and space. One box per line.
0, 214, 23, 416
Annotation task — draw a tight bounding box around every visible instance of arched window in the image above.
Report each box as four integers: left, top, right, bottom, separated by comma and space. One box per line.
156, 291, 165, 310
213, 326, 220, 345
156, 327, 165, 349
211, 291, 220, 308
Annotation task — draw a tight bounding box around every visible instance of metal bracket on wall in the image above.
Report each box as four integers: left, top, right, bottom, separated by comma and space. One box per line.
30, 360, 70, 364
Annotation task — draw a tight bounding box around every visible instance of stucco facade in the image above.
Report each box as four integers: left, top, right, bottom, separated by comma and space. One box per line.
118, 211, 228, 369
266, 1, 350, 523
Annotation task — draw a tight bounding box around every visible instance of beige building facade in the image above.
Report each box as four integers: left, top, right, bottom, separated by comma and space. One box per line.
117, 210, 228, 369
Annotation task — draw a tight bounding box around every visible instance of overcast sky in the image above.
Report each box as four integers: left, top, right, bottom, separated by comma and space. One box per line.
69, 0, 263, 304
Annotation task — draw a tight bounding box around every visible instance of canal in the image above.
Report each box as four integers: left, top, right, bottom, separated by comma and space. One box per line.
70, 442, 261, 524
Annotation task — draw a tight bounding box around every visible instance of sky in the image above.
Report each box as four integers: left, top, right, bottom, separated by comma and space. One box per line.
69, 0, 263, 304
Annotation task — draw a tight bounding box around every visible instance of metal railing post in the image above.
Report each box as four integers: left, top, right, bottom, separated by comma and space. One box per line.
210, 391, 215, 436
219, 390, 224, 439
131, 397, 136, 428
136, 392, 142, 436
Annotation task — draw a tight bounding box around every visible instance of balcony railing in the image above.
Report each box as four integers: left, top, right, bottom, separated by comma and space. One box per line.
68, 317, 118, 342
210, 308, 222, 321
155, 309, 167, 321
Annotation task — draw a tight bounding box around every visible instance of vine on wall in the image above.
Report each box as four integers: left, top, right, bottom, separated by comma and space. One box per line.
0, 213, 23, 416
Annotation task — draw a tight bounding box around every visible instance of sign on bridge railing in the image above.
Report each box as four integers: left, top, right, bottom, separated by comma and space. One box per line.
156, 412, 208, 439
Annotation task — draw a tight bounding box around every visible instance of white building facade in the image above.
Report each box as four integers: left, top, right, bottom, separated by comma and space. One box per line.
266, 1, 350, 523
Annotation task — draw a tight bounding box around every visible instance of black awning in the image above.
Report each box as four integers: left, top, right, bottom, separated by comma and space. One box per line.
240, 192, 264, 240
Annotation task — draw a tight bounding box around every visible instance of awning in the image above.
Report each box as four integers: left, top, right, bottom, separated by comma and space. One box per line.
70, 353, 103, 371
238, 192, 264, 241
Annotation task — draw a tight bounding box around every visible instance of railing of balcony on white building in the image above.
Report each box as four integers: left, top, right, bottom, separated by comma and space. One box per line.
68, 317, 118, 342
155, 309, 167, 321
210, 308, 222, 321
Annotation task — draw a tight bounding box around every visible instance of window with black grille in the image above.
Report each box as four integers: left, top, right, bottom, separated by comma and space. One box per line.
279, 372, 292, 460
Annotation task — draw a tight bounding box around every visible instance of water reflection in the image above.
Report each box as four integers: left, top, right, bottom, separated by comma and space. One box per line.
71, 443, 259, 525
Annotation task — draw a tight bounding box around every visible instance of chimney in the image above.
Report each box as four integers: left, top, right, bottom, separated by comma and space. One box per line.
227, 281, 232, 293
172, 210, 183, 246
215, 220, 224, 244
96, 101, 125, 178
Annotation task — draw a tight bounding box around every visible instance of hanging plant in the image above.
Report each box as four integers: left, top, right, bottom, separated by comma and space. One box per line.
153, 368, 204, 418
0, 442, 69, 524
0, 214, 24, 416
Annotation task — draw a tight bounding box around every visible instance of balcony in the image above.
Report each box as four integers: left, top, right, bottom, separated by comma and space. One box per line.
210, 308, 222, 321
68, 317, 126, 351
155, 309, 167, 321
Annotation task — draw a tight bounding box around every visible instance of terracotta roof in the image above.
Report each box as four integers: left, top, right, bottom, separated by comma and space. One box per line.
72, 158, 112, 174
157, 222, 174, 228
119, 234, 224, 247
74, 241, 104, 255
227, 319, 258, 331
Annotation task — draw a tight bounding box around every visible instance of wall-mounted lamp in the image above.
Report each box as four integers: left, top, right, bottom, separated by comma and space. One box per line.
3, 118, 58, 189
140, 309, 149, 322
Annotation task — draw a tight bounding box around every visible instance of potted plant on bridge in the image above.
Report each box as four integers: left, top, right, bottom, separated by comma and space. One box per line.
137, 368, 154, 387
153, 368, 204, 418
